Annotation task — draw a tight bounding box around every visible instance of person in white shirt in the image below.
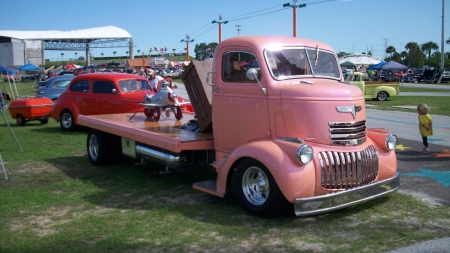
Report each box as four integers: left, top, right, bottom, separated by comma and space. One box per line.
147, 69, 163, 92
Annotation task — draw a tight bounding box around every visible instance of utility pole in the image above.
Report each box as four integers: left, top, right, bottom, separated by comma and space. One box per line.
212, 14, 228, 42
440, 0, 445, 70
235, 24, 243, 36
283, 1, 307, 37
181, 34, 194, 61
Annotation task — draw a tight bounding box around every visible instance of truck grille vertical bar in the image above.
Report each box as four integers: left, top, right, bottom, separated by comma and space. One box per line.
319, 145, 379, 190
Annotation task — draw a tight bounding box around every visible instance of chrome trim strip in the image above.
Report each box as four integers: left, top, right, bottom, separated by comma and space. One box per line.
294, 173, 400, 216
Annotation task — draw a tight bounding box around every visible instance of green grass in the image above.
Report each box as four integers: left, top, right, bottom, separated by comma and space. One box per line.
0, 81, 449, 252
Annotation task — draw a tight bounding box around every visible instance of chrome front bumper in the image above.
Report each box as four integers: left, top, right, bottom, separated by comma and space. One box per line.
294, 173, 400, 216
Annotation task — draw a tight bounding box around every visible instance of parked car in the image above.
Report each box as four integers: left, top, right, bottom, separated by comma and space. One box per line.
434, 70, 450, 83
35, 76, 75, 101
34, 80, 48, 90
58, 70, 75, 76
161, 69, 180, 79
50, 73, 155, 131
411, 69, 425, 83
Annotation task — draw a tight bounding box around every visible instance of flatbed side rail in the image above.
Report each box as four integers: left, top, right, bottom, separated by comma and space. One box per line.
77, 113, 214, 153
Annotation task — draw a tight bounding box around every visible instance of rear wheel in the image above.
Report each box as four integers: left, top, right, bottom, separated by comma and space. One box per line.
16, 114, 25, 126
233, 159, 291, 218
40, 115, 49, 124
153, 108, 161, 122
174, 106, 182, 120
413, 77, 419, 83
377, 91, 388, 101
60, 109, 76, 131
87, 130, 109, 166
144, 108, 154, 118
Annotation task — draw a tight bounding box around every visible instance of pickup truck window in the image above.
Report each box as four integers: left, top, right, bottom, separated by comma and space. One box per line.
221, 51, 261, 83
265, 47, 340, 80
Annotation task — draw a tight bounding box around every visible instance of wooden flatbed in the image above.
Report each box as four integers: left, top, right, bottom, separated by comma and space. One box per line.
77, 112, 214, 153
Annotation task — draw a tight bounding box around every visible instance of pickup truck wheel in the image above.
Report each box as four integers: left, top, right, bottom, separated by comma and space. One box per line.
16, 114, 25, 126
413, 77, 419, 83
87, 129, 111, 166
377, 91, 388, 101
234, 159, 291, 218
60, 109, 76, 131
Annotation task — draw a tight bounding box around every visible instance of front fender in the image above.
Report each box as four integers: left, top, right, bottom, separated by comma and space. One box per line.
372, 86, 397, 97
216, 140, 316, 203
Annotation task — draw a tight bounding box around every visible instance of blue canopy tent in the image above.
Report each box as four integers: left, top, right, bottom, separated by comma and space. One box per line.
19, 63, 40, 71
0, 65, 13, 75
379, 61, 408, 71
367, 61, 386, 70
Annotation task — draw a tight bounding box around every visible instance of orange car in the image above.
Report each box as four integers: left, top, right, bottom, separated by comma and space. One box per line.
50, 73, 155, 131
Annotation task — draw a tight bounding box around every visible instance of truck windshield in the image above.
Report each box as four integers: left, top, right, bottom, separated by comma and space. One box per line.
265, 47, 341, 80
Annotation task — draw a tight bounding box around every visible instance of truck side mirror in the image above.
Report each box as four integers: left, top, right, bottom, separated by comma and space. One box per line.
246, 68, 267, 96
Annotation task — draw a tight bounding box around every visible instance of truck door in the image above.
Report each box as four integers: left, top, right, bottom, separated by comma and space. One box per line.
212, 50, 270, 152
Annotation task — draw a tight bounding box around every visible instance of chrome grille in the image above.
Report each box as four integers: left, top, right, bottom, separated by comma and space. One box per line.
318, 145, 378, 190
329, 120, 366, 146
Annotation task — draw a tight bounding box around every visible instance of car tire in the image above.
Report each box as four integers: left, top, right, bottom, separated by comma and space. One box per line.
60, 109, 76, 131
413, 78, 419, 83
377, 91, 388, 101
233, 159, 291, 218
16, 114, 25, 126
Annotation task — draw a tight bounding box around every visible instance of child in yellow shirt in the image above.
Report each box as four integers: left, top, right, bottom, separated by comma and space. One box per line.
417, 103, 433, 153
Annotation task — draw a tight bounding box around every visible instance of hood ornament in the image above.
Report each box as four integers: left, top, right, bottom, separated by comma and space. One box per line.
336, 104, 362, 119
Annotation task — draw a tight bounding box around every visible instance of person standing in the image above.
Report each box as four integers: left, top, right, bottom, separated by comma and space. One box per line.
147, 69, 163, 92
417, 103, 433, 153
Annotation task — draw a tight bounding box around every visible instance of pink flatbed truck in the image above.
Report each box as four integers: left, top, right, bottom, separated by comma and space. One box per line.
77, 36, 400, 218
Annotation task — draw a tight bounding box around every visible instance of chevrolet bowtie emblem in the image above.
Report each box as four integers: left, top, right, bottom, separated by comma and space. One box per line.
336, 104, 362, 119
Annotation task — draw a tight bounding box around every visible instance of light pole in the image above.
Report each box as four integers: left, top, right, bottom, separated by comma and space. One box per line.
181, 34, 194, 61
212, 14, 228, 42
283, 2, 307, 37
235, 25, 243, 36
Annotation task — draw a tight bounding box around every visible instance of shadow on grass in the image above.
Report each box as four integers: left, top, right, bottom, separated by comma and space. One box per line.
43, 154, 394, 225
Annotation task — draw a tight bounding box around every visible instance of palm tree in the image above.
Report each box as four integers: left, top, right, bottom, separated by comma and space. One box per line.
74, 52, 78, 60
405, 42, 419, 67
137, 49, 141, 56
113, 51, 116, 59
385, 46, 396, 59
126, 51, 129, 57
61, 53, 64, 62
101, 53, 104, 59
421, 41, 439, 66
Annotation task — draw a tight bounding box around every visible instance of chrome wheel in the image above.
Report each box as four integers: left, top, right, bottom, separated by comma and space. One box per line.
88, 134, 99, 161
242, 166, 270, 206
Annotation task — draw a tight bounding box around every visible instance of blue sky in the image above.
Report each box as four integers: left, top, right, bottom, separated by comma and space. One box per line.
1, 0, 448, 62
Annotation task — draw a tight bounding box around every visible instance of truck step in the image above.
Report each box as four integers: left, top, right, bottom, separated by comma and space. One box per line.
193, 180, 224, 198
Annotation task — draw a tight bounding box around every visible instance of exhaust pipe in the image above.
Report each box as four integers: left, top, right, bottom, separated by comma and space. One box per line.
136, 144, 185, 170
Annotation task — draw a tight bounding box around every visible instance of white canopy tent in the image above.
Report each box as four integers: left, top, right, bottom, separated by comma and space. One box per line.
339, 54, 383, 69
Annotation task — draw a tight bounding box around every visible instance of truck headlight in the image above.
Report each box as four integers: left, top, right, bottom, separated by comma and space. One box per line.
386, 134, 397, 151
296, 145, 313, 164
